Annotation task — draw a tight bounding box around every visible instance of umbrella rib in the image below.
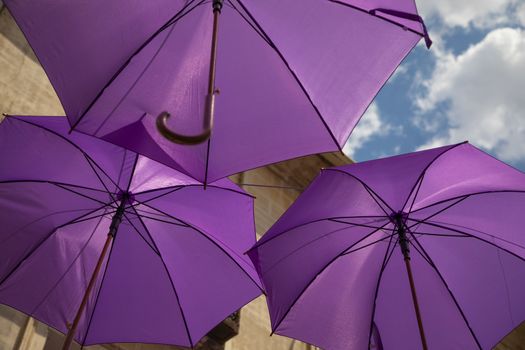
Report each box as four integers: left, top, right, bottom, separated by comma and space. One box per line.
367, 234, 397, 349
135, 203, 264, 293
134, 184, 255, 199
323, 168, 395, 214
248, 215, 389, 252
401, 142, 467, 213
128, 207, 194, 347
0, 208, 115, 248
69, 0, 204, 132
262, 225, 375, 275
341, 232, 396, 256
408, 233, 483, 349
132, 186, 185, 206
406, 196, 470, 231
29, 213, 108, 316
52, 183, 110, 206
9, 117, 121, 196
234, 0, 342, 151
408, 190, 525, 215
125, 154, 140, 192
83, 155, 120, 199
227, 0, 272, 46
410, 217, 525, 252
122, 213, 161, 256
131, 212, 189, 228
404, 174, 424, 218
271, 223, 390, 333
326, 0, 427, 38
0, 203, 111, 288
203, 139, 211, 188
92, 16, 180, 136
407, 219, 525, 264
0, 179, 107, 193
81, 230, 118, 346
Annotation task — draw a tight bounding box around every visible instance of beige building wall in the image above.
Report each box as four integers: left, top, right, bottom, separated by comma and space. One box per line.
1, 4, 524, 350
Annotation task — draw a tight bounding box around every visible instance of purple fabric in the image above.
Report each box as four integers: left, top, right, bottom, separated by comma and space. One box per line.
5, 0, 428, 182
248, 142, 525, 350
0, 116, 262, 347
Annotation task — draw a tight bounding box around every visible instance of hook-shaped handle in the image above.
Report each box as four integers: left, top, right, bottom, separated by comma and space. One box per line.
156, 93, 215, 145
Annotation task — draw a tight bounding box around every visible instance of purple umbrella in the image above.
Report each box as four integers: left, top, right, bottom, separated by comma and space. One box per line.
5, 0, 430, 183
0, 115, 263, 349
248, 142, 525, 350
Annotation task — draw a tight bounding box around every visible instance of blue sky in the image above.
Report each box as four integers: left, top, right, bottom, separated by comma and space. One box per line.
343, 0, 525, 172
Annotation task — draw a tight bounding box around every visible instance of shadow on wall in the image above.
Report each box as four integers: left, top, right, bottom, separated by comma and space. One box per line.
0, 5, 38, 63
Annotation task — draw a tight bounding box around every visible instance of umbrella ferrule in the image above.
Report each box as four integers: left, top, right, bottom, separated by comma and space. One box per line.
212, 0, 223, 13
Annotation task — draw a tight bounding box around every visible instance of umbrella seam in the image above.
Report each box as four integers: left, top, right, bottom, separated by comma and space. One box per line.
29, 212, 108, 316
69, 0, 204, 132
401, 142, 468, 215
122, 213, 162, 256
407, 219, 525, 265
408, 233, 483, 349
409, 190, 525, 215
326, 0, 428, 38
323, 168, 395, 214
0, 203, 111, 288
271, 223, 389, 333
7, 117, 121, 196
248, 215, 388, 252
135, 203, 264, 293
234, 0, 342, 150
81, 229, 118, 346
129, 207, 194, 347
367, 234, 397, 349
125, 154, 140, 192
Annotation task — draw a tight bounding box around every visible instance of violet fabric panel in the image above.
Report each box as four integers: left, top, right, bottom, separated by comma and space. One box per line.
411, 143, 525, 211
335, 144, 459, 211
274, 233, 391, 350
0, 183, 106, 281
83, 222, 191, 347
249, 221, 390, 330
129, 155, 200, 194
258, 170, 387, 247
414, 234, 525, 348
0, 214, 111, 341
375, 247, 479, 350
338, 0, 424, 33
4, 0, 188, 120
0, 117, 105, 190
409, 192, 525, 258
146, 220, 262, 343
133, 185, 257, 260
240, 0, 421, 145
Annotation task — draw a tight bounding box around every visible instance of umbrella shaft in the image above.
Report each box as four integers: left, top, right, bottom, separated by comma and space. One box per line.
61, 199, 126, 349
403, 257, 429, 350
207, 2, 221, 95
61, 233, 113, 350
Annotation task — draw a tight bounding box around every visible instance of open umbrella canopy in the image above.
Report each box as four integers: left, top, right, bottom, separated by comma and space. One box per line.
248, 142, 525, 350
0, 115, 263, 348
5, 0, 430, 183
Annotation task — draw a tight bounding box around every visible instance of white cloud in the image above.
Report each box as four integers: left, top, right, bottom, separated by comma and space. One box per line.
418, 0, 520, 29
343, 103, 387, 159
415, 27, 525, 162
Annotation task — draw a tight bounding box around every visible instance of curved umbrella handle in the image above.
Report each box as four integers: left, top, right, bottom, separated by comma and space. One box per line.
156, 93, 215, 145
157, 0, 222, 145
